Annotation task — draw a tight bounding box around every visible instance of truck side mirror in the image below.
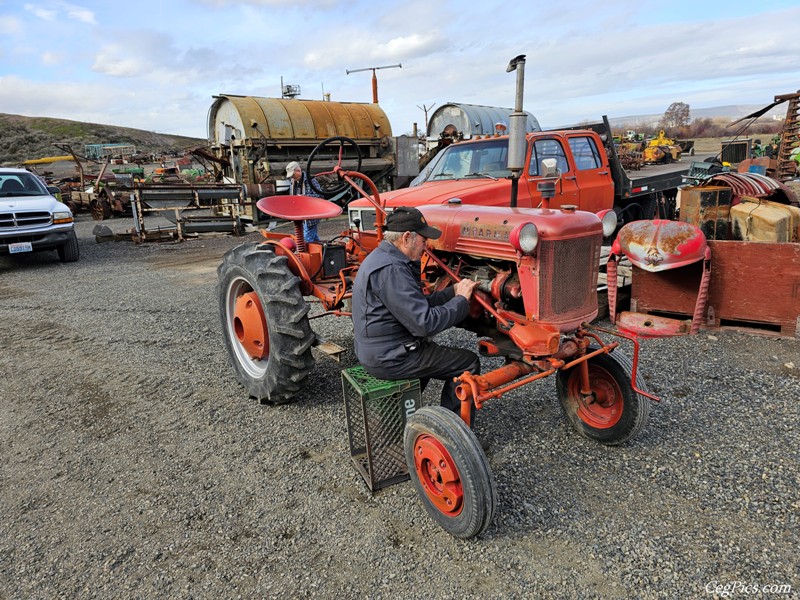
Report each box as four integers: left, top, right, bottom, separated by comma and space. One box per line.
540, 158, 559, 178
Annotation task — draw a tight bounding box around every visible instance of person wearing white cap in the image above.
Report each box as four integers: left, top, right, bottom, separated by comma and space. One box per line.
285, 161, 325, 242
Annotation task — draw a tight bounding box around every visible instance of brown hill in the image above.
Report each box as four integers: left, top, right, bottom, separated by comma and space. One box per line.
0, 113, 205, 165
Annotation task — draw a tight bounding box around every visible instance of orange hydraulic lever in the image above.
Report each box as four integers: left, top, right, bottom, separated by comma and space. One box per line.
422, 249, 512, 328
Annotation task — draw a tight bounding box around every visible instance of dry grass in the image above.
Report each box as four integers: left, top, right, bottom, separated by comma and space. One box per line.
691, 137, 725, 153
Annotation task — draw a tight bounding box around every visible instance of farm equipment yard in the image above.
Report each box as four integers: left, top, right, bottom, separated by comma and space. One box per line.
0, 214, 797, 598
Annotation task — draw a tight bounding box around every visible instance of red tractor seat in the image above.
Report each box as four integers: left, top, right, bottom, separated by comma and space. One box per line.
256, 195, 342, 221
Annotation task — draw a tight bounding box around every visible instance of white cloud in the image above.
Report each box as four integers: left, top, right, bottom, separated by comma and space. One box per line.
0, 14, 23, 34
2, 0, 799, 140
23, 3, 57, 20
304, 31, 445, 70
381, 34, 439, 60
0, 75, 209, 137
191, 0, 336, 6
92, 52, 144, 77
41, 51, 61, 65
22, 2, 96, 25
60, 1, 96, 25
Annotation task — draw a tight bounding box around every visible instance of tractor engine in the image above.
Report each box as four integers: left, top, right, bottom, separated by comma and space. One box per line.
418, 203, 603, 352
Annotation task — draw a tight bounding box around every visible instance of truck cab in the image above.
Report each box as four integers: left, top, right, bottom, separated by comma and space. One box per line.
348, 130, 615, 231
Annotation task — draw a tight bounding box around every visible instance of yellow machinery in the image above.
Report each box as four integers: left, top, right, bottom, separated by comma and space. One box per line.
643, 130, 682, 164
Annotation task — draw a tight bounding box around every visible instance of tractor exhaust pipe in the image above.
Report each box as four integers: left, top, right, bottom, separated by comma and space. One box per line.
506, 54, 527, 208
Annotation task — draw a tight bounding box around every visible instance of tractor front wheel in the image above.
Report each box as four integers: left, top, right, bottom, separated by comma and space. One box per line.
404, 407, 495, 539
218, 243, 315, 403
556, 346, 651, 445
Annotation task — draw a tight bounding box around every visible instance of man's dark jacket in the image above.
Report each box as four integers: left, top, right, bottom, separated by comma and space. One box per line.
352, 240, 469, 368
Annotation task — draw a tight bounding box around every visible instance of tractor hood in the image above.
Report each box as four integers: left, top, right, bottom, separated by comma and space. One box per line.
418, 203, 602, 261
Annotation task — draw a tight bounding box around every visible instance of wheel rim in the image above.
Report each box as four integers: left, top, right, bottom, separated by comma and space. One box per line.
567, 366, 624, 429
225, 277, 269, 378
412, 434, 463, 516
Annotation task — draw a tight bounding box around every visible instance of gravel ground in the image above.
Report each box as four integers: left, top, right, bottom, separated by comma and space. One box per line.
1, 213, 798, 600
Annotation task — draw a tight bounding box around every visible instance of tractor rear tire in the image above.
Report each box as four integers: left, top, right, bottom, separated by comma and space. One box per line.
556, 346, 651, 445
218, 243, 315, 403
404, 407, 496, 539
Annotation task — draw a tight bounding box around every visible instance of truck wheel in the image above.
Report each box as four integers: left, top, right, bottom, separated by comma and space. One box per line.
404, 407, 496, 539
556, 346, 651, 445
218, 243, 315, 403
637, 194, 657, 220
57, 231, 80, 263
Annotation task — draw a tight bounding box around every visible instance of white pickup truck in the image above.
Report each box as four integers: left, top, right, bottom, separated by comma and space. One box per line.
0, 168, 79, 262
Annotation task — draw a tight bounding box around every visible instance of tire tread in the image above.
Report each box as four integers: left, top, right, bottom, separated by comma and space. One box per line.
218, 243, 315, 404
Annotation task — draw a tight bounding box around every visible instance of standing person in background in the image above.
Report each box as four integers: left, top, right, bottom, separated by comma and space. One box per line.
789, 147, 800, 175
764, 136, 781, 160
286, 161, 324, 242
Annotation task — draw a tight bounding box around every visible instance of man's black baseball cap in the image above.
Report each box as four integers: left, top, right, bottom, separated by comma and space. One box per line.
384, 206, 442, 239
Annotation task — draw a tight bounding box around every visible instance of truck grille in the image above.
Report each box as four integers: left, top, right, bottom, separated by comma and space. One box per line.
537, 233, 601, 328
0, 211, 53, 229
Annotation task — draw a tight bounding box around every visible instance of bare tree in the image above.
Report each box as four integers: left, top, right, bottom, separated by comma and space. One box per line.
661, 102, 691, 130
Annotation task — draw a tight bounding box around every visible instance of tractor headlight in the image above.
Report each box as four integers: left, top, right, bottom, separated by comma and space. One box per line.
510, 222, 539, 254
598, 209, 618, 238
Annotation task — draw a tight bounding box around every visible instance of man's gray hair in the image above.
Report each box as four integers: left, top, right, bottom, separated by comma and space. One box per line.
383, 230, 415, 245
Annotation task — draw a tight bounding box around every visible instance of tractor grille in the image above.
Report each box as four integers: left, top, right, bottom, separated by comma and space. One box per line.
537, 233, 601, 326
0, 211, 52, 229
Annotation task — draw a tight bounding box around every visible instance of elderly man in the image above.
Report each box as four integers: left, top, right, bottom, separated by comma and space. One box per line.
351, 206, 481, 424
286, 161, 324, 242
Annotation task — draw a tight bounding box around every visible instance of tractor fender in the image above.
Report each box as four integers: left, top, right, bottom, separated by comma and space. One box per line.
263, 240, 314, 295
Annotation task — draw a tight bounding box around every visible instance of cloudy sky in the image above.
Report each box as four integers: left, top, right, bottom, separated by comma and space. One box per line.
1, 0, 798, 139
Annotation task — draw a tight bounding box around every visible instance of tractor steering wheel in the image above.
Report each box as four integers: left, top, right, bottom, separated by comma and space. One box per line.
306, 136, 362, 198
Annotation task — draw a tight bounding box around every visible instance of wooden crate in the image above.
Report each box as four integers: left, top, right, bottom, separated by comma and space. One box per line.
630, 241, 800, 337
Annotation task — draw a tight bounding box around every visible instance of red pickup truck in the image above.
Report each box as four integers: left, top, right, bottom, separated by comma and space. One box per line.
348, 116, 697, 234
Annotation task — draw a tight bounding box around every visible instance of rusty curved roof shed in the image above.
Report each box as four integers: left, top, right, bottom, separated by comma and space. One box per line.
427, 103, 540, 139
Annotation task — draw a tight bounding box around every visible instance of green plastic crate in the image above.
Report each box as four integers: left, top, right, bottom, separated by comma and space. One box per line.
341, 366, 421, 492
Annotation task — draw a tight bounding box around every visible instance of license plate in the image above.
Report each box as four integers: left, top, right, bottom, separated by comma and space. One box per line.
9, 242, 33, 254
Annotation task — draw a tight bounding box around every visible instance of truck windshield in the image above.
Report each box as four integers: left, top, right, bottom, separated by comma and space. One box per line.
427, 139, 510, 182
0, 173, 49, 197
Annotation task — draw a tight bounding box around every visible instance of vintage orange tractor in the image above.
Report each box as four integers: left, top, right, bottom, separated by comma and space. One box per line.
217, 57, 658, 538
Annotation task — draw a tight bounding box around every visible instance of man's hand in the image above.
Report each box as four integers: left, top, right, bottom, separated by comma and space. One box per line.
454, 278, 479, 299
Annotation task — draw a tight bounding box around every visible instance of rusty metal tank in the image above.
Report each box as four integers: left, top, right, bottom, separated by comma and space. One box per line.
208, 95, 392, 144
206, 95, 399, 195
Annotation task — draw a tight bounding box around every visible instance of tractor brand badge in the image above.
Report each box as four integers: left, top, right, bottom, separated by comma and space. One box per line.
460, 224, 512, 241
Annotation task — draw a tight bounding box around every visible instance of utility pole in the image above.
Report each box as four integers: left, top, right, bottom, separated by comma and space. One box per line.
346, 64, 402, 103
416, 103, 436, 133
